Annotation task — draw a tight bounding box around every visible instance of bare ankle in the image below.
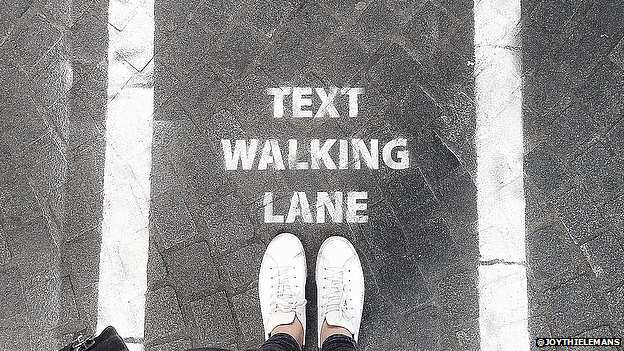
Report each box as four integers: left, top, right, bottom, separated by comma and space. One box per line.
271, 316, 304, 347
320, 321, 351, 346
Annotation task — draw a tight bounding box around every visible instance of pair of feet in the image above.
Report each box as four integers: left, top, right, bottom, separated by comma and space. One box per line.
258, 233, 365, 348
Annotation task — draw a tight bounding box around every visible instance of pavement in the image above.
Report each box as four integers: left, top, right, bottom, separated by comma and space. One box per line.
0, 0, 622, 350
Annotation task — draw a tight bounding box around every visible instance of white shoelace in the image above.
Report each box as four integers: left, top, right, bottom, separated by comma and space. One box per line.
270, 266, 306, 313
321, 267, 353, 320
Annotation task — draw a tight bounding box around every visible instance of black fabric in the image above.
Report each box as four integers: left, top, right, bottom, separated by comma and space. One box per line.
258, 333, 301, 351
58, 326, 128, 351
186, 332, 357, 351
320, 334, 357, 351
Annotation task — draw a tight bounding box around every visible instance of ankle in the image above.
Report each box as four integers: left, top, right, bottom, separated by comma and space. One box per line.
271, 316, 304, 347
320, 321, 352, 345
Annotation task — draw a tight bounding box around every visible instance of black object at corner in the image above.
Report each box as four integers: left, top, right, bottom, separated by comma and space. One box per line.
59, 326, 129, 351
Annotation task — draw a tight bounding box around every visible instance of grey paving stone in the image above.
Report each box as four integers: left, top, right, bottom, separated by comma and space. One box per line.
426, 51, 473, 104
438, 270, 479, 328
581, 232, 624, 289
525, 185, 549, 225
67, 232, 101, 290
606, 285, 624, 325
147, 242, 167, 287
555, 29, 615, 80
232, 288, 263, 347
521, 26, 559, 73
0, 327, 32, 351
161, 21, 215, 80
313, 34, 367, 85
72, 13, 107, 64
403, 1, 453, 64
369, 43, 422, 97
147, 338, 193, 351
435, 94, 476, 172
606, 118, 624, 159
575, 63, 624, 128
381, 168, 439, 227
574, 143, 624, 202
156, 0, 201, 33
0, 235, 11, 266
391, 85, 442, 136
12, 15, 62, 68
365, 203, 409, 262
545, 276, 602, 333
434, 172, 477, 225
0, 172, 40, 230
24, 276, 61, 332
358, 292, 402, 350
145, 286, 186, 342
552, 188, 606, 244
610, 37, 624, 72
584, 1, 624, 39
604, 194, 624, 233
0, 59, 26, 107
523, 65, 572, 118
7, 218, 59, 287
0, 269, 25, 320
194, 1, 237, 35
529, 317, 554, 351
28, 49, 72, 108
527, 225, 576, 280
294, 3, 337, 43
154, 68, 180, 108
261, 30, 314, 81
525, 144, 571, 193
527, 226, 576, 280
547, 103, 601, 156
355, 2, 398, 51
316, 0, 362, 19
376, 254, 430, 308
224, 243, 264, 289
438, 0, 472, 17
191, 291, 237, 347
212, 25, 264, 78
403, 306, 447, 350
59, 276, 80, 327
66, 97, 104, 150
229, 70, 272, 121
529, 0, 574, 32
62, 181, 102, 240
1, 96, 47, 149
152, 189, 198, 250
178, 67, 228, 117
171, 241, 219, 294
0, 0, 33, 23
18, 133, 66, 199
406, 218, 459, 275
202, 194, 255, 253
243, 0, 294, 37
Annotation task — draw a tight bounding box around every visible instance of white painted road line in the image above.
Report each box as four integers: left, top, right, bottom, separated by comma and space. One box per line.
475, 0, 529, 350
97, 0, 154, 350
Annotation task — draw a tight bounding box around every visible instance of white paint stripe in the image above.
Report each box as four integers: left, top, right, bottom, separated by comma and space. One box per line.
97, 0, 154, 348
475, 0, 529, 350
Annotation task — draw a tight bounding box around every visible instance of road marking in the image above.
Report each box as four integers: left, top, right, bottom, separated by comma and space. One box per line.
474, 0, 529, 350
97, 1, 154, 350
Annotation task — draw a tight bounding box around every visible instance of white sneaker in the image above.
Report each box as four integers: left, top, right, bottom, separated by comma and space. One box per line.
316, 236, 365, 348
258, 233, 307, 343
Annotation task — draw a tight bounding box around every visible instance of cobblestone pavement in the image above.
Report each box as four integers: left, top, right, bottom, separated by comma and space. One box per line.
0, 0, 622, 351
523, 0, 624, 349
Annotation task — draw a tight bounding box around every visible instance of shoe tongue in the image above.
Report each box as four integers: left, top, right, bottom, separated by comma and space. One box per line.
325, 311, 354, 333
